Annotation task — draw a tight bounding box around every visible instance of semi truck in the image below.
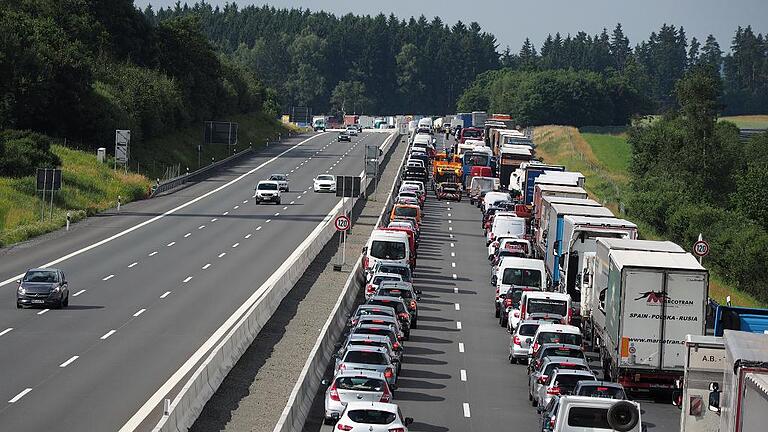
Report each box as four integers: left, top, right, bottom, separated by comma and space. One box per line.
592, 241, 708, 393
512, 163, 566, 205
471, 111, 487, 127
534, 196, 602, 257
708, 330, 768, 432
498, 146, 534, 191
677, 335, 725, 432
711, 302, 768, 336
312, 116, 327, 131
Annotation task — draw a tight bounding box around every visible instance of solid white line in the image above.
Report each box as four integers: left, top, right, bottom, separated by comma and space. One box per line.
202, 264, 211, 270
73, 289, 86, 297
232, 243, 239, 248
452, 262, 456, 268
458, 342, 465, 353
456, 321, 462, 330
166, 242, 175, 247
8, 388, 32, 403
463, 403, 471, 418
455, 303, 460, 311
100, 330, 116, 340
183, 276, 193, 283
0, 328, 12, 337
133, 308, 146, 317
211, 218, 218, 222
103, 274, 114, 281
0, 134, 321, 288
184, 233, 191, 238
256, 226, 262, 231
128, 262, 138, 268
460, 369, 467, 381
160, 291, 171, 299
59, 355, 79, 368
244, 234, 252, 239
218, 253, 226, 258
198, 225, 205, 230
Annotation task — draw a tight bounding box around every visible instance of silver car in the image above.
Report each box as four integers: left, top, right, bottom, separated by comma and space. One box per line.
323, 370, 392, 424
509, 320, 540, 364
334, 346, 398, 388
342, 333, 402, 367
536, 368, 596, 408
529, 356, 591, 407
268, 174, 289, 191
365, 272, 403, 299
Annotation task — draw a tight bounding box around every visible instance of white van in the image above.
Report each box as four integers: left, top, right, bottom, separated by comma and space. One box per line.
494, 257, 546, 319
483, 191, 512, 213
363, 230, 411, 275
488, 213, 526, 245
519, 291, 572, 328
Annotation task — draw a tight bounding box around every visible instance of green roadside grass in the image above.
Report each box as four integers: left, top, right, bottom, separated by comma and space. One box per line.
719, 115, 768, 129
534, 125, 764, 307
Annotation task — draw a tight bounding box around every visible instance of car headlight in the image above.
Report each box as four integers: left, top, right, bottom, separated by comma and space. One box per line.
51, 286, 60, 293
17, 286, 25, 295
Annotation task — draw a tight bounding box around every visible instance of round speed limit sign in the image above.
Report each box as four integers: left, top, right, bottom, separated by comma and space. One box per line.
334, 215, 350, 231
693, 240, 710, 257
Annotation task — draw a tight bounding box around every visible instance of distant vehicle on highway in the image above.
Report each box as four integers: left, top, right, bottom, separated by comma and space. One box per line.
332, 401, 413, 431
17, 268, 70, 309
268, 174, 289, 191
254, 180, 281, 204
338, 131, 352, 142
346, 125, 359, 136
313, 174, 336, 192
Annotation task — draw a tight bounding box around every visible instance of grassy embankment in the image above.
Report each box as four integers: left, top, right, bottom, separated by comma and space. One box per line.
0, 113, 298, 247
719, 115, 768, 129
533, 125, 764, 307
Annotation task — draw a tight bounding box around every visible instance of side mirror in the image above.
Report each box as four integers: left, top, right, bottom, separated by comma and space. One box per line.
404, 417, 414, 426
361, 246, 368, 255
16, 279, 21, 284
492, 275, 498, 286
708, 382, 721, 414
536, 405, 544, 413
321, 379, 329, 386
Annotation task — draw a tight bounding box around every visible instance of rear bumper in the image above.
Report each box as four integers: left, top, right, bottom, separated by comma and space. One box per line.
617, 370, 682, 390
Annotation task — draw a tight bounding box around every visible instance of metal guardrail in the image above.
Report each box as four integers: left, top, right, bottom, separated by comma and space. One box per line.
739, 128, 767, 143
149, 147, 255, 197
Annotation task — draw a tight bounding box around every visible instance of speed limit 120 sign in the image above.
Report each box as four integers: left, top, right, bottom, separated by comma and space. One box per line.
334, 215, 350, 231
693, 240, 710, 257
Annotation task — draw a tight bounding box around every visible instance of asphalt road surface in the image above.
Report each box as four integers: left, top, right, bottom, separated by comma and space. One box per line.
0, 131, 392, 432
312, 133, 680, 431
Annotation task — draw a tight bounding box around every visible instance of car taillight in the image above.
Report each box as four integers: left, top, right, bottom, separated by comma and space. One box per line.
363, 256, 370, 269
513, 336, 521, 346
380, 385, 391, 402
547, 386, 561, 395
329, 383, 340, 401
392, 341, 401, 350
338, 363, 346, 372
513, 311, 520, 317
532, 342, 539, 354
388, 428, 405, 432
537, 375, 549, 384
398, 312, 410, 321
549, 416, 555, 429
366, 284, 375, 294
567, 307, 573, 324
503, 298, 512, 308
337, 424, 353, 431
384, 368, 394, 379
410, 300, 417, 310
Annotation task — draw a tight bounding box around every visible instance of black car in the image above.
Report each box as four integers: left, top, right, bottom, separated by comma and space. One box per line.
338, 132, 351, 142
17, 268, 70, 309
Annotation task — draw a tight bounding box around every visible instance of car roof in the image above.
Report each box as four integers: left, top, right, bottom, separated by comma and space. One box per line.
344, 401, 399, 411
372, 272, 403, 279
518, 320, 542, 327
376, 261, 410, 268
378, 281, 414, 290
575, 380, 623, 389
27, 268, 58, 272
334, 370, 386, 379
543, 356, 589, 365
344, 345, 388, 354
348, 334, 391, 343
258, 180, 279, 184
551, 369, 595, 377
369, 295, 406, 303
537, 324, 581, 333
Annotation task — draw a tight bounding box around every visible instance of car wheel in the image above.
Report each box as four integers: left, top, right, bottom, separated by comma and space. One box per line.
411, 318, 417, 329
63, 293, 69, 307
286, 187, 290, 192
509, 353, 515, 364
323, 417, 335, 425
277, 199, 281, 205
16, 302, 22, 309
532, 397, 538, 407
494, 305, 500, 318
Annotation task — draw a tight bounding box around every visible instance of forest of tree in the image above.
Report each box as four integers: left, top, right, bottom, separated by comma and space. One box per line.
144, 2, 500, 116
460, 23, 768, 124
0, 0, 265, 177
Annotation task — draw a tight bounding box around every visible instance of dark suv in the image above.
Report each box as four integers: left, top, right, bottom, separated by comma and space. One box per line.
17, 268, 70, 309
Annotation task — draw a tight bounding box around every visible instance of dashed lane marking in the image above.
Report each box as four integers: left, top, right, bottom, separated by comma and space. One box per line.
0, 328, 12, 337
233, 205, 239, 209
455, 303, 460, 311
218, 253, 226, 258
211, 218, 218, 222
458, 343, 465, 353
460, 369, 467, 381
232, 243, 239, 248
283, 206, 288, 210
198, 225, 205, 230
128, 262, 138, 268
463, 403, 471, 418
256, 226, 262, 231
8, 388, 32, 403
149, 251, 158, 257
103, 274, 115, 281
100, 330, 116, 340
167, 242, 175, 247
266, 219, 272, 223
59, 356, 79, 368
450, 242, 455, 248
160, 291, 171, 299
73, 289, 86, 297
133, 309, 146, 317
451, 252, 455, 257
452, 262, 456, 268
244, 234, 252, 239
456, 321, 462, 330
222, 212, 229, 216
184, 233, 191, 238
183, 276, 193, 283
452, 274, 457, 279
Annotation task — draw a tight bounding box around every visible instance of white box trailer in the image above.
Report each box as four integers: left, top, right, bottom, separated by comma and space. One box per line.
560, 215, 638, 317
678, 335, 725, 432
533, 197, 602, 257
358, 115, 375, 129
531, 185, 588, 224
595, 247, 708, 392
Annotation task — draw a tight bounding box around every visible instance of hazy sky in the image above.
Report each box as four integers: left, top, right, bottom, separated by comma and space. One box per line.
135, 0, 767, 52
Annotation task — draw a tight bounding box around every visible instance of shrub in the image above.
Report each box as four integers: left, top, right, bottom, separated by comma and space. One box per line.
0, 130, 61, 177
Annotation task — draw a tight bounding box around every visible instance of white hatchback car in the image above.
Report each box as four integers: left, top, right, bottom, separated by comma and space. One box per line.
334, 401, 413, 431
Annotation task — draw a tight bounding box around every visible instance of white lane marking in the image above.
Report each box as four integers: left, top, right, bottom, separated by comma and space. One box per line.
8, 388, 32, 403
0, 328, 13, 337
450, 242, 455, 248
266, 219, 272, 223
282, 206, 288, 210
202, 264, 211, 270
447, 207, 452, 211
73, 289, 86, 297
232, 243, 240, 248
450, 234, 454, 239
463, 402, 471, 418
297, 196, 302, 200
458, 343, 465, 353
0, 133, 309, 286
290, 169, 294, 173
59, 355, 79, 368
233, 205, 239, 210
211, 218, 218, 222
103, 274, 115, 281
133, 308, 146, 317
449, 220, 452, 224
167, 242, 175, 247
448, 213, 452, 217
242, 200, 248, 204
184, 233, 191, 238
452, 274, 457, 279
303, 190, 308, 194
460, 369, 467, 381
198, 225, 205, 230
183, 276, 193, 283
160, 291, 171, 299
244, 234, 252, 239
256, 226, 262, 231
449, 227, 453, 231
128, 262, 138, 268
455, 303, 460, 311
222, 212, 229, 216
456, 321, 462, 330
100, 330, 116, 340
290, 201, 295, 205
451, 252, 455, 257
452, 262, 456, 268
149, 251, 159, 257
218, 253, 226, 258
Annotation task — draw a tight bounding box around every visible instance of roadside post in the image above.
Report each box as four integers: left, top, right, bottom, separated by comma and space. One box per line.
334, 215, 351, 271
66, 211, 71, 231
117, 195, 122, 214
692, 233, 710, 265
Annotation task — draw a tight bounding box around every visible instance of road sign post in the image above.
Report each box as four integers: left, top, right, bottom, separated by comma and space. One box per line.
692, 233, 709, 264
334, 215, 351, 270
115, 130, 130, 171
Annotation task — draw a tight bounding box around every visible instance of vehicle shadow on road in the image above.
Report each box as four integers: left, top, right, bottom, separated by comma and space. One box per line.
407, 421, 450, 432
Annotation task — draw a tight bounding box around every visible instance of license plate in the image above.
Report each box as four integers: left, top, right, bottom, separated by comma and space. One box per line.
31, 299, 44, 304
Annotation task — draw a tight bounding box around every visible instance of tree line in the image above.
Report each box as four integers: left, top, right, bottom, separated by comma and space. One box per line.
0, 0, 266, 177
459, 23, 767, 125
145, 2, 500, 116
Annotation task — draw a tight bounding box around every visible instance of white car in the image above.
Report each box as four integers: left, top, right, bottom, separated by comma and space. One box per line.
333, 401, 413, 431
268, 174, 289, 191
323, 371, 392, 424
346, 125, 359, 136
254, 180, 281, 204
549, 396, 642, 432
314, 174, 336, 192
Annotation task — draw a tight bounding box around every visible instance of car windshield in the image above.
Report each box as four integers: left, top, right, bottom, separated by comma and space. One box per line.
466, 153, 489, 166
577, 385, 626, 399
463, 129, 481, 138
502, 268, 541, 287
552, 374, 592, 393
544, 363, 589, 377
347, 410, 397, 425
370, 240, 406, 260
494, 219, 525, 235
380, 288, 413, 299
518, 324, 539, 336
23, 270, 58, 283
373, 275, 400, 284
528, 299, 568, 316
542, 347, 584, 359
317, 175, 334, 181
369, 299, 406, 314
567, 407, 612, 428
258, 183, 278, 190
335, 377, 386, 392
344, 350, 388, 365
394, 207, 418, 218
378, 266, 411, 281
539, 332, 582, 346
473, 178, 494, 190
270, 175, 285, 181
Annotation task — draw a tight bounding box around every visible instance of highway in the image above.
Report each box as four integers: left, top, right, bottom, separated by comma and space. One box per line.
0, 131, 393, 432
313, 133, 681, 432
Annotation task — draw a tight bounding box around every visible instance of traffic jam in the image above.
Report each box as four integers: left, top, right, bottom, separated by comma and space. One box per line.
316, 114, 765, 432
